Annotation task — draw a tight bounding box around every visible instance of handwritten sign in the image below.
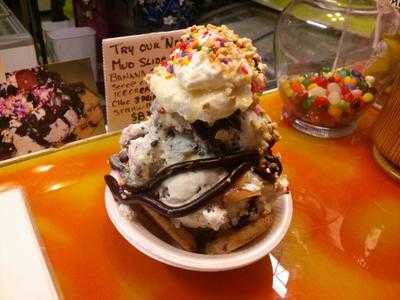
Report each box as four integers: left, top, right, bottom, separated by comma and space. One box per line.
103, 29, 184, 132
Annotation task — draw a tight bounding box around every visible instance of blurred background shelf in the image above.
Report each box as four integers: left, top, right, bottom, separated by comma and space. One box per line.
1, 0, 377, 90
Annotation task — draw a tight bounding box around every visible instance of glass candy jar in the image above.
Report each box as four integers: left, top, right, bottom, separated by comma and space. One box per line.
275, 0, 378, 138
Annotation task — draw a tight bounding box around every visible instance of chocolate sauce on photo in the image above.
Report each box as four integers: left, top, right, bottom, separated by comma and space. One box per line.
0, 68, 88, 159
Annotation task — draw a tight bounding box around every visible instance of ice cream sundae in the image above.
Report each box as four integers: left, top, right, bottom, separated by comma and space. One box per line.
105, 24, 288, 254
0, 68, 103, 160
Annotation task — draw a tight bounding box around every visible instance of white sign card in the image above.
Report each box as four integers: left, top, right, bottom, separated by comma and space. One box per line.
0, 189, 60, 300
102, 29, 184, 132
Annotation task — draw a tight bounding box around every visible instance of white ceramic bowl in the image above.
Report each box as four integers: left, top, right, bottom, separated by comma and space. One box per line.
105, 185, 292, 272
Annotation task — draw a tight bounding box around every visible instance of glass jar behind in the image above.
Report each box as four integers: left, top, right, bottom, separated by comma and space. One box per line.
275, 0, 378, 138
364, 0, 400, 109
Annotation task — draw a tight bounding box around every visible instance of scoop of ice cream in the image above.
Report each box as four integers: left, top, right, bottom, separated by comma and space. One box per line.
147, 24, 267, 124
158, 169, 227, 207
173, 171, 270, 231
148, 74, 253, 125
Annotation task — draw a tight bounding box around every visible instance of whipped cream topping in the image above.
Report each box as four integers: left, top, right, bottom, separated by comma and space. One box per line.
174, 51, 224, 91
147, 24, 267, 124
148, 74, 253, 124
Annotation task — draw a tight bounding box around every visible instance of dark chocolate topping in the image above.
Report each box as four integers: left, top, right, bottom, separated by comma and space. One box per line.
192, 110, 241, 140
110, 154, 128, 172
137, 150, 258, 193
15, 115, 51, 147
191, 110, 242, 153
255, 153, 283, 182
6, 85, 17, 96
0, 88, 6, 98
119, 151, 129, 163
0, 142, 16, 160
105, 150, 282, 218
105, 162, 252, 218
0, 117, 10, 130
63, 133, 77, 143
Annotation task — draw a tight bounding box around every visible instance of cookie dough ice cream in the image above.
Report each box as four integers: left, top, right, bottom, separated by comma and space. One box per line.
106, 25, 288, 254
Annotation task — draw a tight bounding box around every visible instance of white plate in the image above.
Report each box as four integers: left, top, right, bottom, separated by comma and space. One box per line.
105, 183, 292, 272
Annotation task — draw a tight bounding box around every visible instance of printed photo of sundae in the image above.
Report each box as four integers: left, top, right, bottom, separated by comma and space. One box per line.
0, 67, 104, 161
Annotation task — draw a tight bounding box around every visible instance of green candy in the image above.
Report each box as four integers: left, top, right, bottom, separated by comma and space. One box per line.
338, 69, 348, 77
336, 100, 349, 111
302, 96, 315, 110
302, 78, 311, 87
358, 79, 368, 91
321, 66, 331, 73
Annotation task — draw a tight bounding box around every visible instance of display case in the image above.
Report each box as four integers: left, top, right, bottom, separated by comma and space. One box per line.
0, 0, 37, 72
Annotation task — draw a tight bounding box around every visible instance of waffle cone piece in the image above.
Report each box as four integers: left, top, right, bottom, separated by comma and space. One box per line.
373, 74, 400, 167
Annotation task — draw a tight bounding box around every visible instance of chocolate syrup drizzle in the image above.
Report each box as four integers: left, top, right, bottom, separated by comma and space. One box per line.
105, 150, 282, 218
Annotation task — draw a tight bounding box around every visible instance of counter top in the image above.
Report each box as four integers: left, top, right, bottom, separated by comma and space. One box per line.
1, 91, 399, 299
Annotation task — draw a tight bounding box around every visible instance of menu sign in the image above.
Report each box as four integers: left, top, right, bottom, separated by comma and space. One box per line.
103, 29, 184, 132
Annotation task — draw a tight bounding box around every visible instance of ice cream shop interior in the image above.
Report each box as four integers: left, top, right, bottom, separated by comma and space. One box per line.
1, 1, 400, 299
